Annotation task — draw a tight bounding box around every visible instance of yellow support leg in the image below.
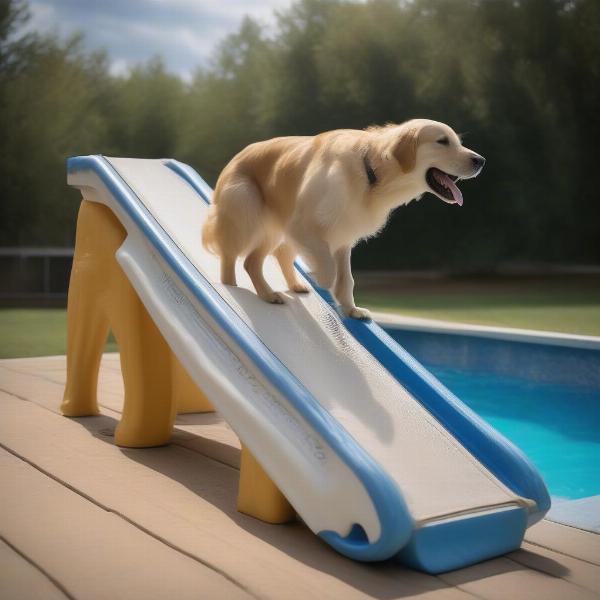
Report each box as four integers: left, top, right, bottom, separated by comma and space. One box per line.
171, 355, 214, 414
238, 445, 296, 523
110, 279, 176, 448
62, 200, 214, 448
62, 201, 118, 419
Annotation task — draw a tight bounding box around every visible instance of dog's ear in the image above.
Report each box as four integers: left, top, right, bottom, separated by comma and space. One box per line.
392, 126, 420, 173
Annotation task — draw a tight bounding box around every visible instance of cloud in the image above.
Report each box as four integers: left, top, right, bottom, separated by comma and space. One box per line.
27, 0, 293, 80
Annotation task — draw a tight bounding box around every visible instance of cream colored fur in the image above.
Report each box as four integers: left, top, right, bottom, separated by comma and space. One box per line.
202, 118, 484, 319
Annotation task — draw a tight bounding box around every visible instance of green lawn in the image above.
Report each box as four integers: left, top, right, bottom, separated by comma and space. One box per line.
1, 276, 599, 358
355, 275, 600, 336
357, 294, 600, 335
0, 309, 117, 359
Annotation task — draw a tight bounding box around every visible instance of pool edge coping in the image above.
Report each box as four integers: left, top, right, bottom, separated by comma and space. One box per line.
546, 495, 600, 535
373, 312, 600, 350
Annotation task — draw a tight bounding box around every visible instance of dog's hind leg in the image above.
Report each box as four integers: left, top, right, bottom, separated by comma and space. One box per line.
274, 243, 309, 294
244, 240, 286, 304
212, 176, 265, 287
220, 253, 237, 286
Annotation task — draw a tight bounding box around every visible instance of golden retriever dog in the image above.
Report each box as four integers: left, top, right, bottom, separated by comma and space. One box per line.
202, 119, 485, 319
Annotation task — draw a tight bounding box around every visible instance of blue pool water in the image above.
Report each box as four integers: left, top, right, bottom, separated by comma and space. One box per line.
428, 366, 600, 500
383, 328, 600, 501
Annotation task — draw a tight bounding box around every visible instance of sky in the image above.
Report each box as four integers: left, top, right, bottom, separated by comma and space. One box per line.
27, 0, 294, 80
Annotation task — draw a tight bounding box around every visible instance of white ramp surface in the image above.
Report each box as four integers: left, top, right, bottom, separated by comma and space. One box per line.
105, 157, 528, 526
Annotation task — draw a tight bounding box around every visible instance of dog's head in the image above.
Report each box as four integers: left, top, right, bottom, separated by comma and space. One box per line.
390, 119, 485, 206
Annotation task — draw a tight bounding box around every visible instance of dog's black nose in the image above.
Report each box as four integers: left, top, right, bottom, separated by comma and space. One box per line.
472, 154, 486, 169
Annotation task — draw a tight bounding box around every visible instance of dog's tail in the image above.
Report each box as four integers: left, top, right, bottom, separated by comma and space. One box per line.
201, 207, 219, 255
202, 174, 264, 259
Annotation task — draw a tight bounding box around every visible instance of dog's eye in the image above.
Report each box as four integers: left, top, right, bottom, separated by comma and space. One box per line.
437, 137, 449, 146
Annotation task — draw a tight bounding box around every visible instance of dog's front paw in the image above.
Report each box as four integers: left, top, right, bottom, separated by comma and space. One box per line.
345, 306, 372, 320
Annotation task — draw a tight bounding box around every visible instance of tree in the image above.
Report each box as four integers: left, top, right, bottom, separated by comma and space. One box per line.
1, 0, 598, 269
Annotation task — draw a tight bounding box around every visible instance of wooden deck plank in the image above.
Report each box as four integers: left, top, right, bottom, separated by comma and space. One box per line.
1, 355, 599, 600
0, 361, 241, 468
0, 538, 70, 600
525, 520, 600, 567
438, 556, 598, 600
510, 543, 600, 595
0, 389, 470, 600
0, 449, 252, 600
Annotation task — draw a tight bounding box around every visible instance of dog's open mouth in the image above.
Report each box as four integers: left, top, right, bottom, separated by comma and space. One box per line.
426, 167, 463, 206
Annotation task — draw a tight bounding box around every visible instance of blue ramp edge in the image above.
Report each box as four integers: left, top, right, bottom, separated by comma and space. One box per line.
67, 155, 412, 562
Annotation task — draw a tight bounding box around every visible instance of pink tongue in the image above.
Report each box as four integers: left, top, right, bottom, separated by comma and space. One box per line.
434, 170, 463, 206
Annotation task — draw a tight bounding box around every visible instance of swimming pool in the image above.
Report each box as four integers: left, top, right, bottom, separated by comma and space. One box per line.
424, 366, 599, 500
381, 318, 600, 530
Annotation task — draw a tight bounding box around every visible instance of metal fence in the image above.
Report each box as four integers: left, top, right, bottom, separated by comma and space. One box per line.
0, 247, 74, 306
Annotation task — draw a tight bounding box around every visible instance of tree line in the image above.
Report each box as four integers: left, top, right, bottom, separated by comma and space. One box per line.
1, 0, 598, 270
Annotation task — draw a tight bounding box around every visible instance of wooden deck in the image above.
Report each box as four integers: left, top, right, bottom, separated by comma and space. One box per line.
1, 354, 599, 600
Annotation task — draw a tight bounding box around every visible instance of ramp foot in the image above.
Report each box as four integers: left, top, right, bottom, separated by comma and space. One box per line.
237, 445, 296, 524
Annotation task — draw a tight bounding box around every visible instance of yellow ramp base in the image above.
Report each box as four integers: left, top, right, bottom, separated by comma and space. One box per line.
62, 199, 294, 524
